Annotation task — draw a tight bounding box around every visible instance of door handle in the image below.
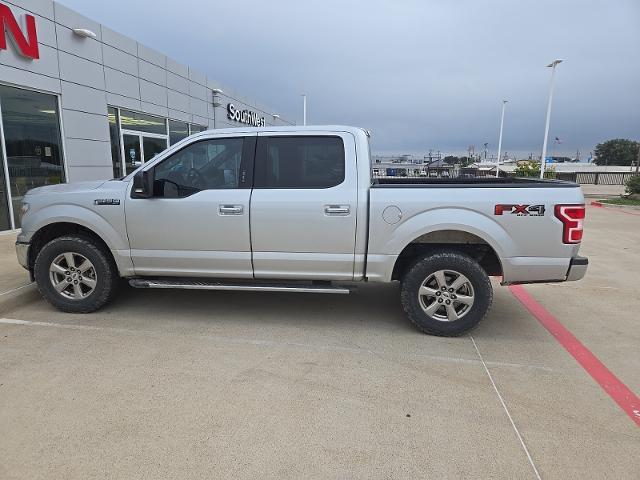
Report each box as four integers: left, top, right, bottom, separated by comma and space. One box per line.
219, 204, 244, 215
324, 205, 350, 216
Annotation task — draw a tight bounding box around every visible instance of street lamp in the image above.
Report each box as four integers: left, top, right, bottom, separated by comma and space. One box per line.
496, 100, 507, 177
540, 59, 563, 178
302, 94, 307, 126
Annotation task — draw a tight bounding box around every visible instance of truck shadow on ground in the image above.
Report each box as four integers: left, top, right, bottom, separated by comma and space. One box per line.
109, 281, 413, 332
95, 280, 526, 340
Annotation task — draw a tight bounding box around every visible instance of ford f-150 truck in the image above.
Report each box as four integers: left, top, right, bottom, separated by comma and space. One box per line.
15, 126, 588, 336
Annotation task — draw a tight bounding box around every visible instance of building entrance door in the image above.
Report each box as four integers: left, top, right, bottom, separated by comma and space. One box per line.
121, 133, 167, 175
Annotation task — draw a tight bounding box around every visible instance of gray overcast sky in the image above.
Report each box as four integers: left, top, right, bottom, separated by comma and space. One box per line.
59, 0, 639, 159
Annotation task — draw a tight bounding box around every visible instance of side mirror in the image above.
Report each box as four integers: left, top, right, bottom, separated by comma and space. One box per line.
131, 169, 153, 198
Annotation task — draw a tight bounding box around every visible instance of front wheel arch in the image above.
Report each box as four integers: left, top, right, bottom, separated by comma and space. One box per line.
28, 223, 115, 276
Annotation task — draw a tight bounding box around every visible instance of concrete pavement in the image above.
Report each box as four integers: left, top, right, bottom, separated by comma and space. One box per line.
0, 231, 30, 294
0, 205, 638, 479
580, 184, 625, 198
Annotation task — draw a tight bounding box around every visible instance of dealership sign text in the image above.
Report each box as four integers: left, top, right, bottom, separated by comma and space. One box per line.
227, 103, 265, 127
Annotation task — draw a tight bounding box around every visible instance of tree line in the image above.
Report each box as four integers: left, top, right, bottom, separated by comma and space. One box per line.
593, 139, 639, 166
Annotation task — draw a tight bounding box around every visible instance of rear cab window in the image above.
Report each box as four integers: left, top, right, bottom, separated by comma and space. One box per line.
255, 136, 345, 188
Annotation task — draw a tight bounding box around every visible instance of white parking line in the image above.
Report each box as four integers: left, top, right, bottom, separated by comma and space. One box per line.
0, 282, 34, 297
0, 317, 559, 374
470, 335, 541, 480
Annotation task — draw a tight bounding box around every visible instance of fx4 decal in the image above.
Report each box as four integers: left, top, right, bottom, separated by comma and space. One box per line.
494, 204, 545, 216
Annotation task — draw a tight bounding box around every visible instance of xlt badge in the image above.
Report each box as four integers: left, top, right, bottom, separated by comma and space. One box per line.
94, 199, 120, 205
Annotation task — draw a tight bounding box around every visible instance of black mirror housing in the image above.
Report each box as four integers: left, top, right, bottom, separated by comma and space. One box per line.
131, 169, 153, 198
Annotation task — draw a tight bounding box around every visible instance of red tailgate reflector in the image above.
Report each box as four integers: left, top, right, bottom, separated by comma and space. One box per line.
554, 204, 585, 244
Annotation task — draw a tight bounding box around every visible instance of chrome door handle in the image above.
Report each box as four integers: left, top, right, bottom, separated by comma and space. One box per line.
324, 204, 350, 216
219, 204, 244, 215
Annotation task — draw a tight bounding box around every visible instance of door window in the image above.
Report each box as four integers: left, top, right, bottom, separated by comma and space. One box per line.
122, 134, 142, 173
143, 136, 167, 162
153, 138, 244, 197
255, 136, 344, 188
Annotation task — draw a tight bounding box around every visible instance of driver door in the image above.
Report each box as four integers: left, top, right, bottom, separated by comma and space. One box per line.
125, 133, 256, 278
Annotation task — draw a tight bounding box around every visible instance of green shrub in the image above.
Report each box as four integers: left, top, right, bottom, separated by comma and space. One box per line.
625, 174, 640, 195
513, 160, 555, 178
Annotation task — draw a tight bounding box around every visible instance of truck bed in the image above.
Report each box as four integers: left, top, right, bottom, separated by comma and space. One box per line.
372, 177, 579, 188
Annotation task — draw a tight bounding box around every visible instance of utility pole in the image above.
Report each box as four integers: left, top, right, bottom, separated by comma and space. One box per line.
636, 146, 640, 173
496, 100, 507, 177
302, 94, 307, 126
540, 59, 563, 178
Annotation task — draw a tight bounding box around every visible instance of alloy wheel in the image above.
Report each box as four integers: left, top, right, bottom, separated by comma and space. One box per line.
418, 269, 475, 322
49, 252, 97, 300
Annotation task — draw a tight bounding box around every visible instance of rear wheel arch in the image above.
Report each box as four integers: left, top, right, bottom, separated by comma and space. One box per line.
391, 229, 503, 281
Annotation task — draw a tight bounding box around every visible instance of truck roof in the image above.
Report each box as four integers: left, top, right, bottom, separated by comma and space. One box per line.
193, 125, 370, 136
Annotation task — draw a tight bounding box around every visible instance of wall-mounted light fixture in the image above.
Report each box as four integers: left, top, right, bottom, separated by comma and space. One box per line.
272, 114, 280, 119
72, 28, 97, 39
211, 88, 223, 107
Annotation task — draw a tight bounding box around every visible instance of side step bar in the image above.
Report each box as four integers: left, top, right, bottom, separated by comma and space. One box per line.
129, 278, 352, 295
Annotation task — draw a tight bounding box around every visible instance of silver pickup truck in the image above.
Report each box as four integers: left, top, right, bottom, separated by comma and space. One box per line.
16, 126, 588, 336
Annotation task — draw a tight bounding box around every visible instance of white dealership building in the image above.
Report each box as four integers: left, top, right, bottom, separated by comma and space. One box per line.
0, 0, 293, 231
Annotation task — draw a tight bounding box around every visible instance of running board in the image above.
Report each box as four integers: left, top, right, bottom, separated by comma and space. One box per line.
129, 278, 352, 294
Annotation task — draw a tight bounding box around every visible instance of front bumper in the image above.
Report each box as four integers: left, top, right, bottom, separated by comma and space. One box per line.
15, 242, 29, 270
566, 256, 588, 281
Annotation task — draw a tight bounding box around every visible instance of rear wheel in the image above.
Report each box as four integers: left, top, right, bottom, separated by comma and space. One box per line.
400, 250, 492, 336
34, 236, 119, 313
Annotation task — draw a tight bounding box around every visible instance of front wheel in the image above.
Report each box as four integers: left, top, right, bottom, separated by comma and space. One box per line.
34, 236, 119, 313
400, 251, 493, 336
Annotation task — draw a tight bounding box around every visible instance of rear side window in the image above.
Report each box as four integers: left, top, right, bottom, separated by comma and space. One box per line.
255, 136, 345, 188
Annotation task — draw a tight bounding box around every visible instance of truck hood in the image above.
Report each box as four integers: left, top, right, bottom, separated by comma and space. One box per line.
26, 180, 107, 196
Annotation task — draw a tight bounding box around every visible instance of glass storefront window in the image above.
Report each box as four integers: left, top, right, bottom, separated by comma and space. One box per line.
0, 144, 10, 231
108, 107, 122, 178
0, 85, 65, 228
189, 124, 207, 134
120, 109, 167, 135
169, 120, 189, 145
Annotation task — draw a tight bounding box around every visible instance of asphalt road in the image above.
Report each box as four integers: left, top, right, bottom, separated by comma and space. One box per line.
1, 204, 638, 479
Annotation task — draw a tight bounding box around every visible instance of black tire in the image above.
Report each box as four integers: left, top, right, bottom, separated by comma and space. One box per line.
34, 235, 119, 313
400, 250, 493, 336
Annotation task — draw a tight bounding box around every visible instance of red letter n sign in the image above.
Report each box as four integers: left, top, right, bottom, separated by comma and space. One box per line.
0, 3, 39, 60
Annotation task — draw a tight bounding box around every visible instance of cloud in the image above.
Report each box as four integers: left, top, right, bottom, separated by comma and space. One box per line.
59, 0, 640, 158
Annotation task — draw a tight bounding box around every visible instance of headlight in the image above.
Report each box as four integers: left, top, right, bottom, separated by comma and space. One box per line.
19, 202, 30, 221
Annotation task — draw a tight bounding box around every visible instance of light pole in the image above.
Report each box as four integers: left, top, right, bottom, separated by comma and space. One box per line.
496, 100, 507, 177
540, 59, 563, 178
302, 94, 307, 126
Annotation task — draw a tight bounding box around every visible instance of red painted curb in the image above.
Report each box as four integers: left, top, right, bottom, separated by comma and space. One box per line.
590, 201, 640, 216
509, 284, 640, 427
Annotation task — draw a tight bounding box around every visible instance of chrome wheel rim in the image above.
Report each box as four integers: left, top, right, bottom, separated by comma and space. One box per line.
418, 269, 475, 322
49, 252, 97, 300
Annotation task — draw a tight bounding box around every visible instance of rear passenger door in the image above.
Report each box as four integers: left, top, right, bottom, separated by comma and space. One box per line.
250, 132, 358, 280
